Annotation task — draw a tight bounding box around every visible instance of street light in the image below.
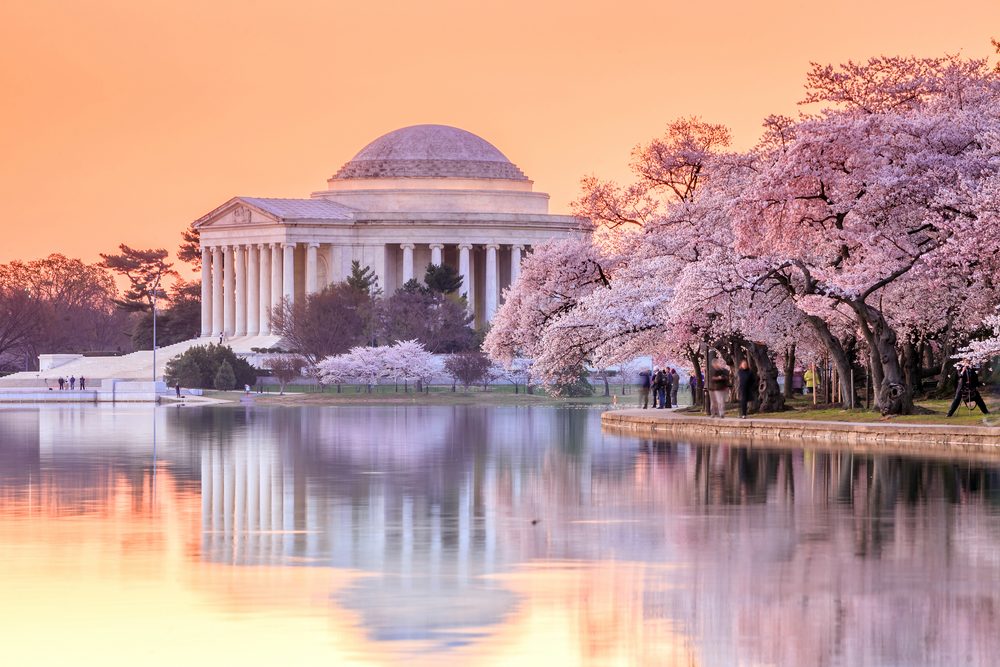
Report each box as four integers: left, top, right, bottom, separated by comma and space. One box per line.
150, 274, 162, 386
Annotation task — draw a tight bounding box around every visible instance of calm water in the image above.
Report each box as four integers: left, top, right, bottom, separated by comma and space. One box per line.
1, 404, 998, 666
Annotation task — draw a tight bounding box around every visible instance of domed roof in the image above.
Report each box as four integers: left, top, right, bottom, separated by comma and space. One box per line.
333, 124, 528, 181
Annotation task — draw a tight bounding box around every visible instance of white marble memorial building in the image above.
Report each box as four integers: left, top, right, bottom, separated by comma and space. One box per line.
195, 124, 583, 336
0, 125, 584, 387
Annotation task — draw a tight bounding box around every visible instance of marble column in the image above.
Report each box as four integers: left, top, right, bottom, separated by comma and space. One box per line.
223, 245, 235, 336
270, 244, 282, 313
401, 243, 415, 283
282, 243, 296, 304
247, 244, 259, 336
458, 243, 473, 315
211, 247, 224, 337
235, 245, 247, 336
429, 243, 443, 267
485, 243, 499, 323
511, 244, 523, 285
325, 245, 339, 285
200, 247, 211, 337
305, 243, 319, 295
258, 244, 271, 335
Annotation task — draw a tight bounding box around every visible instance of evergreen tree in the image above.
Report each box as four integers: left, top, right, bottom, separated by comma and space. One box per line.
98, 244, 177, 312
424, 264, 463, 294
346, 261, 381, 296
213, 360, 236, 390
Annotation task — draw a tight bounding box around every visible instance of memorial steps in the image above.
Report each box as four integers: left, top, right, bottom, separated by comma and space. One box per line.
0, 334, 281, 389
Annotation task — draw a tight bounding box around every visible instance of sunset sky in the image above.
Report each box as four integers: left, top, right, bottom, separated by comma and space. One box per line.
0, 0, 997, 267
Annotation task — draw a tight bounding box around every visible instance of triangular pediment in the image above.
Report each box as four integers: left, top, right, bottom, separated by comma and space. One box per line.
193, 197, 357, 229
192, 197, 283, 229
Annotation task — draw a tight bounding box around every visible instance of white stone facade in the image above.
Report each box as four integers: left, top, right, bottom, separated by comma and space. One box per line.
195, 125, 584, 331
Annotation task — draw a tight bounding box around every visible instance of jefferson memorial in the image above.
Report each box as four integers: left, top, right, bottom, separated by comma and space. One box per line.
196, 124, 583, 336
0, 125, 584, 389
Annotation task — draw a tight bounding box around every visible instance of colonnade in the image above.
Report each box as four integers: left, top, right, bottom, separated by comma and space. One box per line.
200, 241, 528, 337
201, 243, 296, 338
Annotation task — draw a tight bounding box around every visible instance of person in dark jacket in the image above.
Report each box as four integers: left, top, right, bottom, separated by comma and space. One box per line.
708, 358, 732, 418
655, 368, 670, 409
737, 360, 757, 419
947, 361, 990, 417
650, 368, 661, 408
638, 370, 652, 409
670, 368, 680, 406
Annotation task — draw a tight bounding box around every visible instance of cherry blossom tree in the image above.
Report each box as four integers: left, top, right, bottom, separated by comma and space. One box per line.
486, 50, 1000, 416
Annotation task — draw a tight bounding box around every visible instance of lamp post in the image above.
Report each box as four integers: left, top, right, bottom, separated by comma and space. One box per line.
150, 274, 162, 385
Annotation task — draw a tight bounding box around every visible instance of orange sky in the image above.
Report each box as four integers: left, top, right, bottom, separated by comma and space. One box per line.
0, 0, 997, 268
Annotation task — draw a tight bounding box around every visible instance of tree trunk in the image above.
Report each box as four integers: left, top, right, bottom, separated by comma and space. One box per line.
602, 375, 610, 397
902, 340, 921, 400
783, 344, 796, 399
804, 314, 857, 408
851, 301, 912, 415
747, 341, 784, 412
686, 348, 703, 407
935, 339, 956, 396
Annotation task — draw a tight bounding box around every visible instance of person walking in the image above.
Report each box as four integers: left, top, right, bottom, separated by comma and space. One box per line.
708, 358, 732, 418
737, 360, 756, 419
947, 360, 990, 417
638, 369, 652, 409
79, 376, 86, 391
670, 368, 680, 407
69, 376, 76, 390
58, 377, 65, 390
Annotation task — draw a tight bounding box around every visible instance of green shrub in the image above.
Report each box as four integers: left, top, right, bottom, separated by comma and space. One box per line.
164, 344, 257, 389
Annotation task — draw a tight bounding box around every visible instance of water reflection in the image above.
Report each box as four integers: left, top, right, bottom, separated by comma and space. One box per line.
0, 405, 999, 666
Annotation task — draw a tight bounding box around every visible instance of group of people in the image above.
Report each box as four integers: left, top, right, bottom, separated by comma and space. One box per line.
638, 367, 680, 409
707, 358, 758, 419
55, 376, 86, 391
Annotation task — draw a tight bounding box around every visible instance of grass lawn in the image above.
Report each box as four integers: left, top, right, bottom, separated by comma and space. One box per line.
202, 383, 617, 407
677, 394, 999, 427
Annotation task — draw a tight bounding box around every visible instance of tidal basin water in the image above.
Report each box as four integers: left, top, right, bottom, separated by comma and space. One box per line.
1, 405, 999, 666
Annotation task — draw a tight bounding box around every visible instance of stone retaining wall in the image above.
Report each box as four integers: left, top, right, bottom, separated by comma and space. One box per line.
601, 409, 1000, 458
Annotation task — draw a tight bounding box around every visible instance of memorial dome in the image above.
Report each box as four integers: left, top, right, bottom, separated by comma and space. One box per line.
332, 124, 528, 181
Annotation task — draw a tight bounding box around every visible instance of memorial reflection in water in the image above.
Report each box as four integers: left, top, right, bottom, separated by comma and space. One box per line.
1, 405, 999, 666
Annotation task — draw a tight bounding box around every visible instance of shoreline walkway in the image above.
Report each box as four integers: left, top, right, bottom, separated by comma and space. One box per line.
602, 408, 1000, 459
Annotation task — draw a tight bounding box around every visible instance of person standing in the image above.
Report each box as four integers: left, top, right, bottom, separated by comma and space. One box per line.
58, 377, 65, 390
737, 360, 756, 419
947, 360, 990, 417
638, 369, 652, 409
708, 358, 732, 418
653, 368, 666, 410
650, 368, 660, 408
670, 368, 680, 407
804, 368, 815, 395
79, 376, 86, 391
69, 376, 76, 390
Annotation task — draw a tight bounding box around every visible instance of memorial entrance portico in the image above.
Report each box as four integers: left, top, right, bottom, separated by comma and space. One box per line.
195, 124, 583, 337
